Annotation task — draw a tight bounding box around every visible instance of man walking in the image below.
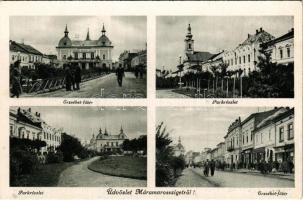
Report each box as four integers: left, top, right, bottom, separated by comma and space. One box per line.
74, 63, 82, 90
116, 64, 125, 87
210, 159, 216, 176
204, 159, 210, 177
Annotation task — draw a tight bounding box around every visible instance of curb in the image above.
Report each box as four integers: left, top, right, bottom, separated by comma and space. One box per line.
220, 170, 294, 181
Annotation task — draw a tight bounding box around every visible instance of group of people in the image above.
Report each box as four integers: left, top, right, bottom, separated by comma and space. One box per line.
134, 66, 144, 79
203, 159, 216, 177
64, 63, 82, 91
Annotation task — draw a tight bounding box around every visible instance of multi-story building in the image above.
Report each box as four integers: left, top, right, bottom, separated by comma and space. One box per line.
10, 40, 43, 69
56, 24, 113, 70
262, 28, 294, 65
88, 126, 128, 153
252, 108, 288, 163
224, 117, 242, 168
222, 28, 275, 76
9, 107, 62, 154
119, 50, 139, 70
131, 49, 147, 70
274, 108, 294, 163
216, 142, 226, 163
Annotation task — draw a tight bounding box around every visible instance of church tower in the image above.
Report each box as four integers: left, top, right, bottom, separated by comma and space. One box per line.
184, 24, 194, 55
86, 28, 90, 41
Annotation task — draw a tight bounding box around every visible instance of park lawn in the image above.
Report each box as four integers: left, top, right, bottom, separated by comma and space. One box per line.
88, 156, 147, 180
11, 162, 76, 187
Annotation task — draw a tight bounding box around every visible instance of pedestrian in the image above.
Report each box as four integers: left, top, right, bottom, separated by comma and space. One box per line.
203, 159, 210, 177
288, 158, 294, 174
10, 61, 22, 98
139, 66, 144, 79
64, 65, 72, 91
116, 64, 125, 87
281, 160, 288, 174
70, 66, 76, 90
74, 63, 82, 90
134, 67, 139, 79
210, 159, 216, 176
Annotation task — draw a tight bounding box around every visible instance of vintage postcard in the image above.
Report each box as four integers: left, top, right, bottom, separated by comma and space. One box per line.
0, 1, 301, 200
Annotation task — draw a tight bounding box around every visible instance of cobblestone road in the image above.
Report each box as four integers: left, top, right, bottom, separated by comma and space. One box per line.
175, 168, 215, 187
24, 72, 146, 98
57, 157, 147, 187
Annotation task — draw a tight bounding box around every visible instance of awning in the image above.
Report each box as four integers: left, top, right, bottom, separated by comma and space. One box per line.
253, 147, 265, 153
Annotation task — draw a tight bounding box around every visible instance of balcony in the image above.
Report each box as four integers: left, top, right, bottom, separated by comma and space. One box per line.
227, 146, 235, 152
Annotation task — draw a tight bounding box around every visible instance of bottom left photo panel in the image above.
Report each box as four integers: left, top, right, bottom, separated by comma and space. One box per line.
9, 106, 147, 187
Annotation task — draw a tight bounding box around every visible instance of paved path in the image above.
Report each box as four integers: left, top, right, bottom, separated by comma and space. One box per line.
156, 89, 190, 98
57, 157, 147, 187
175, 168, 214, 187
189, 168, 294, 187
24, 72, 146, 98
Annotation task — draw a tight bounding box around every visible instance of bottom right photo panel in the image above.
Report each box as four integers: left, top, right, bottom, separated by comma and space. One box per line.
156, 106, 294, 188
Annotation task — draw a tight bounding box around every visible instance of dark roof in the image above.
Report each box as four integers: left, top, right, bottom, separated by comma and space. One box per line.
15, 108, 43, 129
261, 29, 294, 48
10, 40, 43, 55
185, 51, 213, 62
273, 108, 294, 122
241, 29, 275, 46
241, 108, 281, 127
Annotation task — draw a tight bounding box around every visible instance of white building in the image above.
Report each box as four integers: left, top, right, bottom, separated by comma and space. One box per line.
9, 40, 43, 69
222, 28, 275, 76
262, 28, 294, 65
56, 24, 113, 70
9, 107, 62, 154
173, 137, 185, 157
88, 126, 128, 153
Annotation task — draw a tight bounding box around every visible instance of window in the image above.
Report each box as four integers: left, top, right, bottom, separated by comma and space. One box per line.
287, 48, 290, 58
261, 132, 263, 143
44, 132, 46, 139
269, 130, 271, 140
239, 57, 241, 64
83, 53, 86, 59
288, 123, 294, 140
246, 135, 248, 143
103, 54, 105, 60
248, 54, 250, 62
280, 49, 283, 59
116, 142, 119, 146
231, 59, 233, 66
91, 52, 94, 59
279, 127, 284, 142
242, 135, 244, 144
188, 43, 191, 49
111, 142, 113, 147
63, 55, 66, 60
74, 52, 78, 59
243, 56, 245, 63
235, 57, 237, 65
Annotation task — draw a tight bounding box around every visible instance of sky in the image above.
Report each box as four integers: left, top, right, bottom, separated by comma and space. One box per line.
10, 16, 147, 61
156, 107, 274, 153
157, 16, 294, 71
12, 106, 147, 143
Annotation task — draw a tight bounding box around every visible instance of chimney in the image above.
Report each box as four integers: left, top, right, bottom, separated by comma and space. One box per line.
289, 28, 294, 33
256, 29, 259, 34
260, 27, 263, 32
247, 34, 251, 38
28, 108, 31, 112
35, 112, 38, 116
239, 117, 241, 122
274, 106, 278, 109
17, 107, 21, 114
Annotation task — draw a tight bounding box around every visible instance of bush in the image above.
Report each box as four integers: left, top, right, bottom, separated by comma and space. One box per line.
156, 163, 175, 187
170, 156, 186, 177
10, 147, 39, 185
46, 151, 63, 164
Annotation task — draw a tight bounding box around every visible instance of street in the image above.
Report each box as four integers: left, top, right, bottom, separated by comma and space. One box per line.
23, 72, 146, 98
156, 89, 190, 98
57, 157, 147, 187
175, 168, 294, 187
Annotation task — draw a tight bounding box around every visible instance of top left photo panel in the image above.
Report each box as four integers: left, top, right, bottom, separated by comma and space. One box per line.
9, 16, 147, 98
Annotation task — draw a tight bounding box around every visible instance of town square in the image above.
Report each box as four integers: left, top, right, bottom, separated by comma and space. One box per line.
156, 107, 294, 187
9, 16, 147, 98
156, 16, 294, 98
9, 106, 147, 187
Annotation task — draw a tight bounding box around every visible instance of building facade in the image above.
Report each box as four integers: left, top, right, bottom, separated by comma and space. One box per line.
262, 28, 294, 65
224, 117, 242, 168
88, 126, 128, 153
10, 40, 43, 69
9, 107, 62, 154
173, 137, 185, 157
56, 25, 113, 70
274, 108, 294, 163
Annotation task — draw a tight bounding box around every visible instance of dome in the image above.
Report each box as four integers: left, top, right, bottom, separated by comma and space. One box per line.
97, 35, 112, 46
58, 36, 72, 47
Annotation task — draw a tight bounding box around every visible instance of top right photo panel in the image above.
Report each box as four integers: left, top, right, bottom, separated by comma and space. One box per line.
156, 16, 294, 98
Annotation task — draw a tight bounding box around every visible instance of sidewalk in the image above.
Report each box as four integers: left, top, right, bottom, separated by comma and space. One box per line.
222, 168, 294, 181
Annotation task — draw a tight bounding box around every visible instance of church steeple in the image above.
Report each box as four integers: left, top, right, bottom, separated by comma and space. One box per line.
86, 28, 90, 40
120, 125, 124, 134
104, 127, 108, 136
178, 136, 182, 144
184, 23, 194, 55
102, 23, 106, 36
64, 24, 69, 37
